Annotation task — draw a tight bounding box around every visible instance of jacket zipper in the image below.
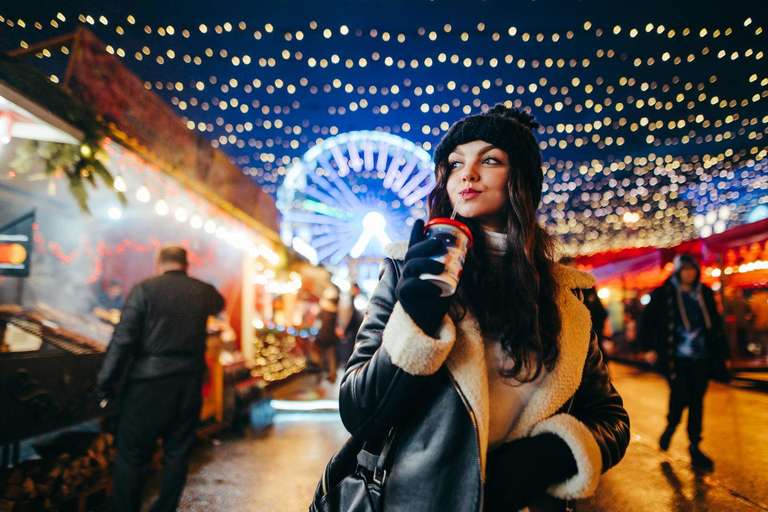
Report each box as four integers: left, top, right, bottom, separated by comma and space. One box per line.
447, 371, 484, 512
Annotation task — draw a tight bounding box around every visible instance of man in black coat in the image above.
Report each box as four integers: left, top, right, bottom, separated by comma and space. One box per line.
97, 246, 225, 512
639, 254, 730, 470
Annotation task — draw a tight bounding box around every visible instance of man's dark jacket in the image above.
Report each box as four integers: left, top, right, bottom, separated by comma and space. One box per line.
97, 270, 225, 391
638, 278, 730, 382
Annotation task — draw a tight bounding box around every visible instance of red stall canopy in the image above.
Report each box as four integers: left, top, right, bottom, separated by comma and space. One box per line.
575, 218, 768, 290
701, 217, 768, 261
577, 247, 663, 286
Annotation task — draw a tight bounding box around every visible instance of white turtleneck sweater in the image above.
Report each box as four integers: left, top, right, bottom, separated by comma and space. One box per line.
482, 230, 548, 451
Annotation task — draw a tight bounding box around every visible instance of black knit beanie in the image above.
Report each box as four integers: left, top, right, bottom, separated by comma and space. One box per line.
433, 104, 543, 199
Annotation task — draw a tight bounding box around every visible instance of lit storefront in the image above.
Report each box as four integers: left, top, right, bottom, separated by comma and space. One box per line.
0, 37, 289, 455
578, 216, 768, 370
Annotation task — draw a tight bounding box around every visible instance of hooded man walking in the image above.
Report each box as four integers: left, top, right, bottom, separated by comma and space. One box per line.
639, 254, 730, 470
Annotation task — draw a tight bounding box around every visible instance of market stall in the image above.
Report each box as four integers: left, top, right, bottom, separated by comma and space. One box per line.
0, 38, 290, 508
0, 55, 121, 510
0, 58, 281, 422
576, 217, 768, 369
691, 217, 768, 368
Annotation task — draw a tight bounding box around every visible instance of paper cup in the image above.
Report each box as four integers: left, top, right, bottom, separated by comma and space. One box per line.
419, 218, 473, 297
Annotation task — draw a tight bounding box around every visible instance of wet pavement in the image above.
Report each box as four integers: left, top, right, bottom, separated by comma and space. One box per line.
580, 363, 768, 511
141, 375, 348, 512
141, 363, 768, 511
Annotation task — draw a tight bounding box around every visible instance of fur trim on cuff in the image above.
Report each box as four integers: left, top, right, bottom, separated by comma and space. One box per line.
384, 241, 408, 261
382, 302, 456, 375
531, 414, 603, 500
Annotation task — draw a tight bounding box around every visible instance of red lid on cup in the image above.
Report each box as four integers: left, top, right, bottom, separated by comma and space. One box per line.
424, 218, 474, 248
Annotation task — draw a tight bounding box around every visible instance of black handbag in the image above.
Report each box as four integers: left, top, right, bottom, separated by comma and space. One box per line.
309, 427, 400, 512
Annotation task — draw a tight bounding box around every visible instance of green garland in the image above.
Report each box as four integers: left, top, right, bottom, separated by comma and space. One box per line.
10, 138, 127, 214
1, 54, 126, 214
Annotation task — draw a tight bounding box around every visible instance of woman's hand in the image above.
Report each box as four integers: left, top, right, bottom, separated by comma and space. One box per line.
395, 219, 452, 336
485, 434, 577, 511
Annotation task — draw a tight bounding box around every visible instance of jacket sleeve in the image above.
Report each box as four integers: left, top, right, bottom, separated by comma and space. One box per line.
97, 284, 147, 391
339, 258, 456, 440
531, 312, 630, 500
210, 286, 225, 316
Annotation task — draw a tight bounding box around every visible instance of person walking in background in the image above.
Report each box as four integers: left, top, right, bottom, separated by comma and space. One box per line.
639, 254, 730, 470
97, 245, 225, 512
337, 284, 365, 367
315, 287, 341, 383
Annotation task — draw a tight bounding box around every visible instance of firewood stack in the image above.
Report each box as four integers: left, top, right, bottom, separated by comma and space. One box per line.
0, 432, 114, 511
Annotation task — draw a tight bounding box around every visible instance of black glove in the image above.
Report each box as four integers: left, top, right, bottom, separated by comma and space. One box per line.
484, 433, 578, 511
395, 219, 452, 337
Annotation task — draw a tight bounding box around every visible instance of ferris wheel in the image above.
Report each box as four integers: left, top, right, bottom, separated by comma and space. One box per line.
277, 131, 435, 270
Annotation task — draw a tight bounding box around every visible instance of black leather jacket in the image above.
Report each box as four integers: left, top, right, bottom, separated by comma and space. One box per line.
331, 255, 629, 511
97, 270, 225, 390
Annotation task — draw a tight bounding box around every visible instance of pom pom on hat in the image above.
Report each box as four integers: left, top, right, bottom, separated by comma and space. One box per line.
485, 104, 540, 130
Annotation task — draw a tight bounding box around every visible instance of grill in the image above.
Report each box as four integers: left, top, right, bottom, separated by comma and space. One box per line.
3, 316, 101, 355
0, 310, 115, 445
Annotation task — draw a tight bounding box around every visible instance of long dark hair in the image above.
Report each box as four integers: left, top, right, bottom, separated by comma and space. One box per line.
427, 111, 562, 382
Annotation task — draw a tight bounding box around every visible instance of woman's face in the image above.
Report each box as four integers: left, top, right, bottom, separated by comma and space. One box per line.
446, 140, 510, 232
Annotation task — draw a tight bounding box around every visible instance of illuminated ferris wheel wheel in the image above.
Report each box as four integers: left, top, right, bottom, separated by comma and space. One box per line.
277, 131, 435, 270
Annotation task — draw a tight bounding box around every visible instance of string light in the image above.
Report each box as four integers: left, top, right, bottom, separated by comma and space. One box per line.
174, 207, 188, 222
135, 184, 151, 202
31, 227, 218, 285
97, 143, 271, 254
113, 174, 127, 192
154, 198, 169, 215
5, 10, 767, 255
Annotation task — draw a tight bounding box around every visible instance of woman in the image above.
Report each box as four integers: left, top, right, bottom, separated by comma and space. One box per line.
334, 105, 629, 511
